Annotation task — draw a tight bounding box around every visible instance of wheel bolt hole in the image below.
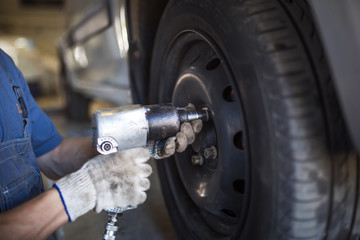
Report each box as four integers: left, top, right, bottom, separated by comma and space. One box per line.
233, 179, 245, 194
233, 131, 245, 150
221, 209, 237, 218
223, 86, 235, 102
206, 58, 220, 70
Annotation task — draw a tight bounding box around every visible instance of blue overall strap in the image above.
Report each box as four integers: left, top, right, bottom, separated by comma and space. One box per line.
0, 49, 62, 155
0, 50, 29, 138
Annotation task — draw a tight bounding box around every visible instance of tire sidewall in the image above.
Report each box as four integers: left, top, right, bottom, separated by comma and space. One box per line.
150, 1, 277, 239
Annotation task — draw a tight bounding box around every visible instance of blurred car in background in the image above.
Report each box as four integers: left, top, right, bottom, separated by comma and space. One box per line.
58, 0, 360, 239
58, 0, 134, 119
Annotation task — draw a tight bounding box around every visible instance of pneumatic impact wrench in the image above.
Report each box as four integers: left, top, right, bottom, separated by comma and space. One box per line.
91, 104, 209, 240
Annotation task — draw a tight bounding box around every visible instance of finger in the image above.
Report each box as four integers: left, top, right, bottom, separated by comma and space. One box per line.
163, 137, 176, 156
191, 119, 203, 134
181, 122, 195, 144
138, 163, 153, 177
176, 132, 188, 152
114, 148, 150, 164
136, 192, 147, 205
130, 148, 151, 163
138, 178, 150, 191
147, 140, 163, 159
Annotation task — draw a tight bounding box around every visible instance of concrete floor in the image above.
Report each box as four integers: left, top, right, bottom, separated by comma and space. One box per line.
37, 97, 178, 240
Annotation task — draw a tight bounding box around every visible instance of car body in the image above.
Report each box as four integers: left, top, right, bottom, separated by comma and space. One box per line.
59, 0, 133, 105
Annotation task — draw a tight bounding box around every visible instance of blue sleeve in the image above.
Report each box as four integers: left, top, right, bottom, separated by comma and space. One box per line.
27, 95, 64, 157
9, 54, 63, 157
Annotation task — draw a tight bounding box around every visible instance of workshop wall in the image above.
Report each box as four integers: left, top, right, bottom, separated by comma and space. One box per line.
0, 0, 65, 95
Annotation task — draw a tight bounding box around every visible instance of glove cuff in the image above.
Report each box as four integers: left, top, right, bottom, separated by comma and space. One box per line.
148, 137, 176, 159
54, 167, 96, 222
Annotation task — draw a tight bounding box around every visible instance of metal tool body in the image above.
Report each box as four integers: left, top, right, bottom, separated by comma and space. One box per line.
103, 206, 136, 240
93, 104, 208, 240
92, 104, 208, 155
103, 212, 120, 240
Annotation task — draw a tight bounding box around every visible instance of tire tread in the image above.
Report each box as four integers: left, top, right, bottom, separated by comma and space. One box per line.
243, 0, 357, 239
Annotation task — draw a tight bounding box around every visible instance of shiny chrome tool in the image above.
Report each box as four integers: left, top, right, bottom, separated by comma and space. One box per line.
92, 104, 209, 155
103, 206, 136, 240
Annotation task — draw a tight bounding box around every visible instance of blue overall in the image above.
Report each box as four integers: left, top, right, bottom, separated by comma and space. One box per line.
0, 49, 62, 212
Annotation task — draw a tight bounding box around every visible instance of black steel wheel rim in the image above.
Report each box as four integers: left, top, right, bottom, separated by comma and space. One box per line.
159, 31, 250, 237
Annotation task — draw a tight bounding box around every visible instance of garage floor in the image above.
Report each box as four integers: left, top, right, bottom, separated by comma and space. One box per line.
37, 97, 178, 240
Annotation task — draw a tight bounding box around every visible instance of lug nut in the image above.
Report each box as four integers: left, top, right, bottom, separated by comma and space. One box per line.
191, 155, 204, 165
204, 146, 217, 159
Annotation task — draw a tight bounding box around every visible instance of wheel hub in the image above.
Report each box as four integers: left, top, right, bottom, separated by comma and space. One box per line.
169, 34, 250, 235
163, 31, 250, 235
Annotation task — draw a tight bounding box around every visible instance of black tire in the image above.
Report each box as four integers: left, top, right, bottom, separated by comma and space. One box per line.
60, 60, 90, 121
149, 0, 359, 239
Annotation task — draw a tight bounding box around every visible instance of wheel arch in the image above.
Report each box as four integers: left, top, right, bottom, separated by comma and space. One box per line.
126, 0, 169, 104
308, 0, 360, 154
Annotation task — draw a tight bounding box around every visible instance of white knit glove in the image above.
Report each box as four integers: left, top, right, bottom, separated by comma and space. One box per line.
54, 148, 152, 222
148, 120, 203, 159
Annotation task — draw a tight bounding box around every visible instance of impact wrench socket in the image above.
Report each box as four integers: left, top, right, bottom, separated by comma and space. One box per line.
91, 103, 209, 240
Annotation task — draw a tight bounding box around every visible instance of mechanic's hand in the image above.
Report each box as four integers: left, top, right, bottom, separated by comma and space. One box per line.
148, 119, 203, 159
54, 148, 152, 222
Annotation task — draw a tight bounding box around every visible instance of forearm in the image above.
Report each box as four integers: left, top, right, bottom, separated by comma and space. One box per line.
0, 188, 68, 240
38, 138, 98, 179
